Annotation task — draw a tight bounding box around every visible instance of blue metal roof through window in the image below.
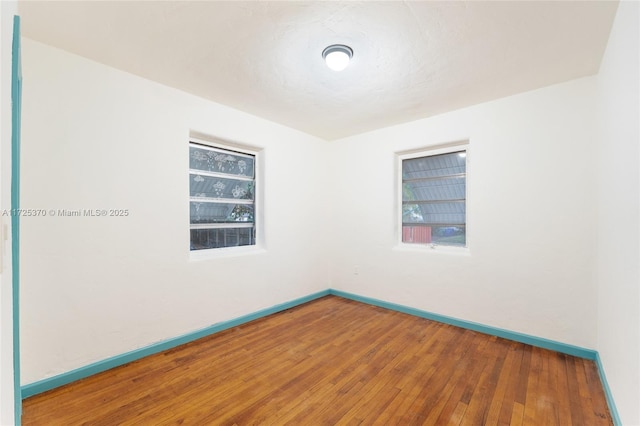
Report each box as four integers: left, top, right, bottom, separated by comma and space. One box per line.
402, 150, 466, 246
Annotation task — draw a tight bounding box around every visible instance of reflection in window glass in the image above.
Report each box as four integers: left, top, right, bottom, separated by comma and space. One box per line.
189, 142, 256, 250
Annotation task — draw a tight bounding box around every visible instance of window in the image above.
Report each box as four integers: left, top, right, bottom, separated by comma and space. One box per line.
400, 145, 467, 247
189, 140, 256, 250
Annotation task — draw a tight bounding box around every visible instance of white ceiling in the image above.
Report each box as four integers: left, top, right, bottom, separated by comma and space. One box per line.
18, 1, 618, 140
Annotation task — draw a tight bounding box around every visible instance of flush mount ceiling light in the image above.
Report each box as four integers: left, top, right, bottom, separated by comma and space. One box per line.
322, 44, 353, 71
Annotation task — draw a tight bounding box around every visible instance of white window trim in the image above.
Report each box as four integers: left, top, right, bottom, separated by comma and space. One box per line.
188, 135, 265, 260
395, 141, 470, 254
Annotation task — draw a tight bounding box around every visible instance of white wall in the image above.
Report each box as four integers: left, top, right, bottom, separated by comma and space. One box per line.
596, 2, 640, 424
1, 2, 17, 424
330, 76, 599, 349
18, 6, 639, 423
20, 39, 330, 385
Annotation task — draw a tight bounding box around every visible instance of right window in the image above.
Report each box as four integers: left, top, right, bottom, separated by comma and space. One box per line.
401, 146, 467, 247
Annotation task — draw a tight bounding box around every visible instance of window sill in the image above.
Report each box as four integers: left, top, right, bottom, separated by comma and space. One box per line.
393, 243, 470, 256
189, 245, 266, 261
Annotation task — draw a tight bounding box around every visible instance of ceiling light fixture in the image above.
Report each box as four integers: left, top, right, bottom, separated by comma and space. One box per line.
322, 44, 353, 71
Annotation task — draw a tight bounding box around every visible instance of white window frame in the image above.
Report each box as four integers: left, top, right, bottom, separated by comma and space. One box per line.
189, 135, 264, 260
395, 141, 470, 254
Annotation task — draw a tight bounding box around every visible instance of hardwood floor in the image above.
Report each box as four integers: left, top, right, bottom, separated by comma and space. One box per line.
22, 295, 612, 425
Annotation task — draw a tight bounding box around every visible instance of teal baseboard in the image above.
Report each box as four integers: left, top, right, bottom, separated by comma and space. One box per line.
21, 289, 330, 399
594, 353, 622, 426
21, 287, 621, 425
329, 289, 597, 359
329, 289, 622, 425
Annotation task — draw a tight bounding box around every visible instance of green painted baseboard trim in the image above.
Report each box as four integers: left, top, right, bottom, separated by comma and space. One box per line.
329, 289, 597, 359
21, 290, 330, 398
594, 353, 622, 426
329, 289, 622, 424
22, 287, 621, 425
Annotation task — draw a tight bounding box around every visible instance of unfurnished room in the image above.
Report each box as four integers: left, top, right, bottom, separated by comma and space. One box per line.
0, 1, 638, 425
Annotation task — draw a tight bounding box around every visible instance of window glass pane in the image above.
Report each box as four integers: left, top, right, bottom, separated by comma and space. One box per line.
402, 202, 465, 225
403, 176, 465, 201
401, 225, 466, 246
190, 145, 255, 178
431, 226, 466, 246
402, 148, 466, 247
190, 202, 254, 224
190, 175, 254, 200
189, 142, 257, 251
191, 227, 254, 250
402, 151, 465, 180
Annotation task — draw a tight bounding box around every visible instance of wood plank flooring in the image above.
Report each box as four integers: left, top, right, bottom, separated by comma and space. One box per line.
22, 295, 612, 425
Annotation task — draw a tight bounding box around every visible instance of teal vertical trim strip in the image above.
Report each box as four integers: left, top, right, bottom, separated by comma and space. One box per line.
595, 353, 622, 426
329, 289, 598, 360
11, 14, 22, 423
21, 290, 330, 398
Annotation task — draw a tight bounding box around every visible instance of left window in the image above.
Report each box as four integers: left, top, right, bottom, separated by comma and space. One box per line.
189, 141, 256, 250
